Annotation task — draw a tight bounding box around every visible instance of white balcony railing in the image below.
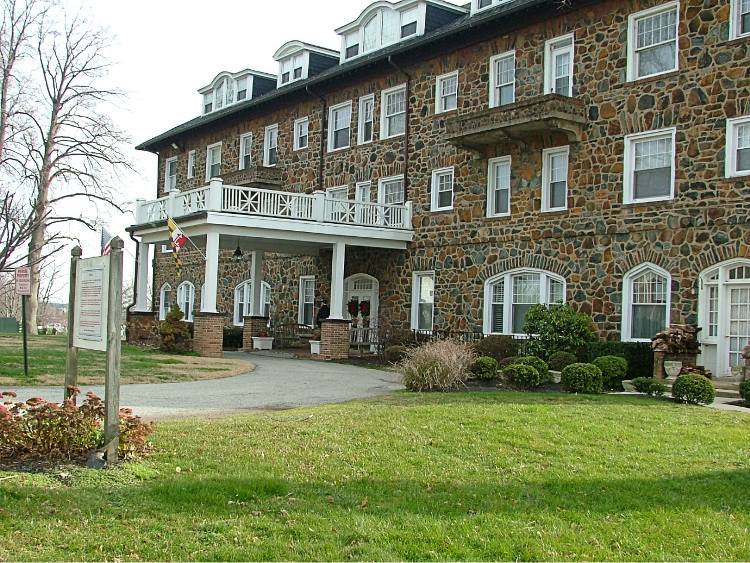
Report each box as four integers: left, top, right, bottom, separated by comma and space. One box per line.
135, 179, 413, 230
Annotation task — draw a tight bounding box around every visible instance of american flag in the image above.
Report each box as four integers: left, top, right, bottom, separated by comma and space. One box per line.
101, 227, 113, 256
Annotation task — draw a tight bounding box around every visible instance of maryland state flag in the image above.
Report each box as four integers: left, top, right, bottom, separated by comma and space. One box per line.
167, 217, 190, 274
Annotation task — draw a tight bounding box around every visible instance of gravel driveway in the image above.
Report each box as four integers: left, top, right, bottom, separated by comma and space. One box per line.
4, 352, 404, 420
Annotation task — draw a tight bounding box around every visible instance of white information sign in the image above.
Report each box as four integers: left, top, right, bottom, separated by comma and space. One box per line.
14, 266, 31, 296
73, 256, 110, 352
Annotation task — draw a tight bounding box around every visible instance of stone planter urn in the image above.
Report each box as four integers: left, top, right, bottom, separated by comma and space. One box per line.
622, 380, 636, 392
310, 340, 321, 355
664, 360, 683, 379
549, 370, 562, 384
252, 336, 274, 351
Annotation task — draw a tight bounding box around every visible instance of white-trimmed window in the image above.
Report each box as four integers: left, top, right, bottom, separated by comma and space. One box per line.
542, 146, 569, 212
487, 156, 511, 217
328, 101, 352, 152
544, 34, 574, 96
176, 281, 196, 323
483, 269, 566, 335
234, 280, 272, 326
294, 117, 309, 151
239, 133, 253, 170
381, 84, 406, 139
159, 283, 173, 321
412, 271, 435, 332
490, 51, 515, 107
726, 116, 750, 178
358, 95, 375, 144
264, 124, 278, 167
622, 263, 671, 342
431, 167, 454, 211
731, 0, 750, 39
624, 127, 676, 204
378, 175, 405, 226
298, 276, 315, 327
474, 0, 494, 12
187, 150, 196, 179
435, 71, 458, 114
164, 157, 178, 192
206, 142, 222, 181
627, 2, 679, 81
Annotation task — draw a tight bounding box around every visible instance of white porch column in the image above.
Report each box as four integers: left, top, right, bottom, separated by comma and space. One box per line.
329, 241, 346, 320
202, 231, 220, 313
251, 251, 265, 316
134, 241, 151, 312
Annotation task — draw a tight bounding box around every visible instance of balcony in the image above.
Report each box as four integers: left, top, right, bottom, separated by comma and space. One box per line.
220, 165, 283, 187
445, 94, 587, 150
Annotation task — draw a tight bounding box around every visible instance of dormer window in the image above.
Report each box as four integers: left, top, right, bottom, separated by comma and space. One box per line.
236, 77, 248, 101
203, 93, 213, 114
471, 0, 513, 15
274, 41, 339, 87
400, 7, 418, 38
199, 70, 275, 115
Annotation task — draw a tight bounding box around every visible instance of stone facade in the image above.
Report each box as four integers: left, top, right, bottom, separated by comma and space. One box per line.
139, 0, 750, 366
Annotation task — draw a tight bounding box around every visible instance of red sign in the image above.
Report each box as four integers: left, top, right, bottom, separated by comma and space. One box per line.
14, 267, 31, 296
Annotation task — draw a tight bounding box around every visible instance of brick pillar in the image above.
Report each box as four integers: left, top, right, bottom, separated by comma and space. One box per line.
653, 350, 665, 379
243, 316, 270, 351
126, 311, 159, 346
321, 319, 350, 361
193, 312, 225, 358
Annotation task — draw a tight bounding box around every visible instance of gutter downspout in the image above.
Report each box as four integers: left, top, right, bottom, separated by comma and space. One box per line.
306, 85, 327, 192
387, 55, 412, 200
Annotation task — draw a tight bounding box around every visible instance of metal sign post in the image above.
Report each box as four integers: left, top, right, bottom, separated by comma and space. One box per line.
14, 266, 32, 379
64, 247, 82, 400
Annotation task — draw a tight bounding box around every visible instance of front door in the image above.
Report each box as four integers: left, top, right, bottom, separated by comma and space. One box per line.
728, 286, 750, 373
344, 275, 379, 347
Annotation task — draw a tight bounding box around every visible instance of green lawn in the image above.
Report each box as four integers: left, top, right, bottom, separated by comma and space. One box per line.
1, 392, 749, 561
0, 334, 252, 386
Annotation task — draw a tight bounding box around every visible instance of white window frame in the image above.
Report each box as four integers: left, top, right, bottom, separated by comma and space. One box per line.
623, 127, 677, 205
541, 145, 570, 212
358, 95, 375, 145
731, 0, 750, 39
239, 133, 253, 171
380, 84, 407, 140
176, 281, 196, 323
487, 155, 512, 218
489, 51, 515, 108
544, 33, 575, 96
159, 283, 172, 321
482, 268, 567, 336
186, 150, 196, 180
621, 263, 672, 343
626, 1, 680, 82
435, 70, 459, 115
164, 157, 178, 192
411, 271, 435, 332
377, 174, 405, 205
263, 124, 279, 167
298, 275, 316, 327
726, 116, 750, 178
430, 167, 454, 212
205, 142, 222, 182
328, 101, 352, 152
233, 280, 272, 326
294, 117, 309, 151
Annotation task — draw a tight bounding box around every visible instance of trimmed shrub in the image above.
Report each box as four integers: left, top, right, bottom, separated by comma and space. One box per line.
159, 305, 192, 354
672, 374, 715, 405
740, 379, 750, 405
514, 356, 549, 381
498, 356, 520, 368
473, 335, 519, 362
548, 351, 578, 372
470, 356, 500, 380
223, 326, 244, 350
384, 345, 408, 364
631, 377, 667, 397
523, 304, 596, 360
503, 364, 544, 389
399, 340, 475, 392
592, 355, 629, 390
561, 363, 604, 394
581, 341, 653, 379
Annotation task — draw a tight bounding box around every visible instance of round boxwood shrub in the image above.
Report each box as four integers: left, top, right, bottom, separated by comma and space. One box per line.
592, 355, 629, 390
548, 351, 578, 372
503, 364, 543, 390
515, 356, 549, 381
672, 374, 715, 405
741, 379, 750, 405
470, 356, 500, 380
631, 377, 667, 397
561, 363, 604, 394
384, 345, 408, 364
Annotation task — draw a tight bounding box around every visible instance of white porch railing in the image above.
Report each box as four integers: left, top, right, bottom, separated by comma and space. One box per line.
135, 179, 413, 230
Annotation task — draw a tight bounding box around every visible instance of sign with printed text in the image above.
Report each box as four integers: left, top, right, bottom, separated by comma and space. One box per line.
14, 266, 31, 296
73, 256, 110, 352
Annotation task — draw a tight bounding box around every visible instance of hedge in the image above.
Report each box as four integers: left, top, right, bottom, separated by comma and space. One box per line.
581, 341, 653, 379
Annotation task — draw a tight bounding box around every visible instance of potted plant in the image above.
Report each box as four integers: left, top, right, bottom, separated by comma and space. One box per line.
252, 329, 274, 351
310, 328, 322, 355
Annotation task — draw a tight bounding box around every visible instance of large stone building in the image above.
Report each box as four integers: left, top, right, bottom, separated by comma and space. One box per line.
128, 0, 750, 378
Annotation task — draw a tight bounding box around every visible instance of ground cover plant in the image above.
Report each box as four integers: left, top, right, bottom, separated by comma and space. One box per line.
1, 392, 749, 561
0, 334, 252, 386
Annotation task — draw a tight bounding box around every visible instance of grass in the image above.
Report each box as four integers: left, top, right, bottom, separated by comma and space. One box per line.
0, 334, 253, 386
1, 391, 749, 561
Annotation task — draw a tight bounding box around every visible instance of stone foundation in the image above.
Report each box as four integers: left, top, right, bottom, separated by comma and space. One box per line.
320, 319, 350, 361
126, 311, 159, 346
193, 312, 225, 358
243, 316, 270, 351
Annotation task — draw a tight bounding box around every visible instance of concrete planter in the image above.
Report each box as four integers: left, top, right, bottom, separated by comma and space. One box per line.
549, 370, 562, 384
310, 340, 321, 355
622, 379, 636, 392
664, 360, 683, 378
252, 336, 274, 351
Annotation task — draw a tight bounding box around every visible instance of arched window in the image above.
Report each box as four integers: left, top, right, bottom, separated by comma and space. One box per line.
176, 281, 196, 322
234, 280, 272, 326
362, 12, 382, 52
483, 269, 566, 335
622, 263, 671, 342
159, 283, 172, 321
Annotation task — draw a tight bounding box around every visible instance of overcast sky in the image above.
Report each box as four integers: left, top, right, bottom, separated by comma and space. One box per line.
51, 0, 464, 303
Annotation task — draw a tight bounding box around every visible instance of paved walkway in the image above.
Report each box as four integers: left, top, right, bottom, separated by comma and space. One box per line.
5, 353, 404, 420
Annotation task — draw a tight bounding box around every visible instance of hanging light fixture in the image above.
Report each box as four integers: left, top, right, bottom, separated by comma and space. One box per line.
233, 239, 243, 261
